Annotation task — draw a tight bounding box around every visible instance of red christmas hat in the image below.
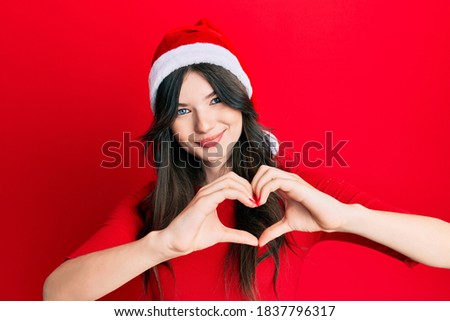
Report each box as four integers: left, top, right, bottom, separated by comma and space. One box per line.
148, 18, 252, 110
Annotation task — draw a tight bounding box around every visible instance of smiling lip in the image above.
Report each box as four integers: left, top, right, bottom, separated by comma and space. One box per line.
198, 130, 225, 148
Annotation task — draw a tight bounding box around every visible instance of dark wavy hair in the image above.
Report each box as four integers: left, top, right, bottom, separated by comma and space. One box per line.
137, 63, 287, 300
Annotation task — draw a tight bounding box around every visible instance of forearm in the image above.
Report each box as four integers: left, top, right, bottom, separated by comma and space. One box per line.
342, 204, 450, 268
43, 230, 171, 300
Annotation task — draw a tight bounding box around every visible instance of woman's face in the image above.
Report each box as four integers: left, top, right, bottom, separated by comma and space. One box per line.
170, 71, 243, 168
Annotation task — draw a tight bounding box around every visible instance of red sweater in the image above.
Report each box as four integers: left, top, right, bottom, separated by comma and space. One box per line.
68, 157, 414, 300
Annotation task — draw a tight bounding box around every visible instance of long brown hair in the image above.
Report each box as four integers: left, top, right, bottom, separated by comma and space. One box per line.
137, 63, 286, 300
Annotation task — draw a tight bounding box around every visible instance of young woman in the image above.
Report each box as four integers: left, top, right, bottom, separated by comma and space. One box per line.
43, 19, 450, 301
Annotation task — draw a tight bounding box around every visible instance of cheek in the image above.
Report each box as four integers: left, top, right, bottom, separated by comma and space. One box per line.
227, 110, 243, 132
220, 106, 241, 121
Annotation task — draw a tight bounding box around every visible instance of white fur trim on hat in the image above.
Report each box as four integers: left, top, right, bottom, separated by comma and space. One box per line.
149, 43, 252, 109
264, 131, 279, 156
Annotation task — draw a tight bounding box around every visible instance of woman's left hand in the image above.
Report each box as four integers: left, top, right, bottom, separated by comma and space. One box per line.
252, 165, 351, 247
253, 165, 450, 269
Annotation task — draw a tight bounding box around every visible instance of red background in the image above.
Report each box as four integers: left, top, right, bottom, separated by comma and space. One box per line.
1, 0, 450, 300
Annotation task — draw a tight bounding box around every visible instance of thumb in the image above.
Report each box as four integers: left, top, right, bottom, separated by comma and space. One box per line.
259, 220, 293, 247
221, 227, 258, 247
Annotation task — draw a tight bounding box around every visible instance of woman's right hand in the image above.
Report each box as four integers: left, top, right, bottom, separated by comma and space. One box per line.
158, 172, 259, 257
43, 172, 258, 300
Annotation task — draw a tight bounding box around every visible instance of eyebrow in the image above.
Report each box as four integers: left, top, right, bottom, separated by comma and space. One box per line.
178, 91, 216, 107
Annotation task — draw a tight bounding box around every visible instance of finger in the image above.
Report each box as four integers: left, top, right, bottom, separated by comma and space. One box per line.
207, 187, 258, 209
258, 220, 293, 247
226, 172, 254, 200
252, 167, 276, 200
250, 165, 271, 198
221, 226, 258, 247
200, 172, 254, 201
198, 181, 256, 206
193, 186, 257, 216
257, 177, 294, 205
252, 167, 293, 200
259, 176, 311, 206
253, 168, 293, 202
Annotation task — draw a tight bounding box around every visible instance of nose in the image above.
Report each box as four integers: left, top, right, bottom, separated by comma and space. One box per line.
194, 110, 215, 134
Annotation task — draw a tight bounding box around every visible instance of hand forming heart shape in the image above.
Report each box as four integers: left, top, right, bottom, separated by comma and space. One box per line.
250, 165, 348, 247
162, 165, 350, 257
